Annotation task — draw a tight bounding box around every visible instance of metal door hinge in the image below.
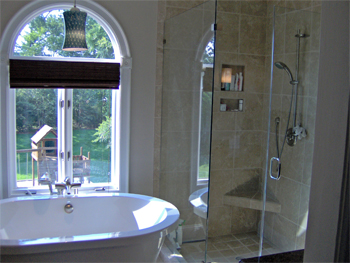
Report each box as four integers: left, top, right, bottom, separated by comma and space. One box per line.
163, 39, 166, 45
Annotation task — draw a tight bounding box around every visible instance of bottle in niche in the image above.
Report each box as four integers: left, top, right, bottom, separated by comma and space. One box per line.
220, 104, 227, 112
239, 99, 243, 111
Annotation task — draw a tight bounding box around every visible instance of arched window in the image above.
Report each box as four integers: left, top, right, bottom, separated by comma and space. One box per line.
0, 1, 131, 197
197, 37, 214, 185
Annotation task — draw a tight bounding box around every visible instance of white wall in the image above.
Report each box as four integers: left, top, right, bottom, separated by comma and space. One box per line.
0, 0, 157, 197
97, 1, 157, 195
304, 1, 349, 262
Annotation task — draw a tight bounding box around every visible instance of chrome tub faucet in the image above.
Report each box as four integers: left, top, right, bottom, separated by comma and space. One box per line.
63, 177, 81, 195
39, 174, 81, 195
39, 173, 55, 195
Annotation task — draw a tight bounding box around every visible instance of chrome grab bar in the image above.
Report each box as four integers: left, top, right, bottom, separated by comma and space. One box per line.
270, 157, 281, 180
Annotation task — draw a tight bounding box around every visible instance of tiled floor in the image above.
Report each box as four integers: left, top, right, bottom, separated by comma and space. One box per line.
179, 232, 279, 263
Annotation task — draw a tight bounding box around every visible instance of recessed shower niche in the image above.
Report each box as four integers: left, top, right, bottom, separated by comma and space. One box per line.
221, 64, 244, 92
219, 98, 244, 112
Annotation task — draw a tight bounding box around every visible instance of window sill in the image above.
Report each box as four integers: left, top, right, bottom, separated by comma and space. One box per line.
10, 184, 121, 198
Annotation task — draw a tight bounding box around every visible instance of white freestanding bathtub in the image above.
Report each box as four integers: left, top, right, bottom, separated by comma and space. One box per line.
0, 193, 180, 262
189, 187, 208, 219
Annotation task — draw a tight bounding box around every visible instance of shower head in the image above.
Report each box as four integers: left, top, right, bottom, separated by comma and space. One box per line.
274, 61, 298, 85
274, 61, 288, 70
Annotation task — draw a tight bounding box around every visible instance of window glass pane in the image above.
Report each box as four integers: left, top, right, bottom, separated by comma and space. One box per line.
72, 89, 112, 185
13, 8, 120, 191
198, 38, 214, 182
198, 91, 212, 181
16, 89, 58, 187
14, 10, 116, 59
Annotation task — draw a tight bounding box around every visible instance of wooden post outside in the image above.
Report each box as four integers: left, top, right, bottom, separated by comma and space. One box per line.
80, 147, 83, 156
32, 157, 35, 186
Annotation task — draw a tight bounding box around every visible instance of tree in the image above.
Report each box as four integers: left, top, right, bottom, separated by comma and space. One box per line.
202, 37, 214, 64
92, 116, 111, 148
73, 89, 111, 129
15, 10, 114, 59
14, 10, 115, 132
16, 89, 57, 132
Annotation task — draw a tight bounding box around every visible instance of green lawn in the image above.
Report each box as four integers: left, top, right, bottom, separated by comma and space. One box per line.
199, 164, 209, 180
16, 129, 111, 183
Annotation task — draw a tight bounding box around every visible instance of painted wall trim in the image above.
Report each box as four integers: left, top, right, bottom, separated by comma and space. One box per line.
304, 1, 349, 262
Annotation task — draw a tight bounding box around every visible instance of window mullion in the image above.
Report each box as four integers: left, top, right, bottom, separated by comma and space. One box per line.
65, 90, 73, 182
57, 89, 64, 183
57, 89, 73, 183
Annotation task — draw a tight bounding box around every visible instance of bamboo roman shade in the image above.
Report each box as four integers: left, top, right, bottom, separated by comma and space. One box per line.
10, 59, 120, 89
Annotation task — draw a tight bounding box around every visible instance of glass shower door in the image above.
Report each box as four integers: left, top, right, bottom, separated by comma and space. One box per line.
262, 5, 321, 256
205, 2, 321, 262
159, 0, 216, 261
159, 1, 321, 262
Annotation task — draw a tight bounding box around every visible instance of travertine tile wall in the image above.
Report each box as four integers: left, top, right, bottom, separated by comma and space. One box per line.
262, 3, 321, 252
156, 0, 215, 242
208, 0, 268, 237
154, 0, 321, 250
153, 0, 208, 199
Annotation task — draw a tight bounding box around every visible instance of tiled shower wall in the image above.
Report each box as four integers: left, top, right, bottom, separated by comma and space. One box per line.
208, 0, 269, 237
157, 0, 215, 242
154, 0, 321, 251
263, 5, 321, 251
154, 0, 208, 199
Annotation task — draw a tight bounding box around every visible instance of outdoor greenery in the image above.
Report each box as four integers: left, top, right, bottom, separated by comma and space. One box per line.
14, 10, 214, 184
17, 129, 110, 182
15, 9, 115, 132
202, 37, 214, 64
16, 89, 111, 132
92, 116, 112, 148
199, 92, 212, 180
15, 10, 114, 183
14, 10, 114, 58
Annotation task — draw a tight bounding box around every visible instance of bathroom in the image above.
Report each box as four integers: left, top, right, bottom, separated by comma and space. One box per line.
0, 0, 349, 262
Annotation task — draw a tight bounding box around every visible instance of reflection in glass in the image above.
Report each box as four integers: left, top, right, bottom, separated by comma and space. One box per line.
16, 89, 58, 187
72, 89, 112, 185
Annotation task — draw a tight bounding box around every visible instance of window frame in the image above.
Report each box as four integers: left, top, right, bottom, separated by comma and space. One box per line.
0, 1, 131, 197
189, 30, 214, 193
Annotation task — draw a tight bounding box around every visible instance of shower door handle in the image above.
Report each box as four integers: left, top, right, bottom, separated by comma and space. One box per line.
269, 157, 281, 180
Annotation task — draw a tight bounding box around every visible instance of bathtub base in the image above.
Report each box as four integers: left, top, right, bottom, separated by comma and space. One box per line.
2, 232, 165, 262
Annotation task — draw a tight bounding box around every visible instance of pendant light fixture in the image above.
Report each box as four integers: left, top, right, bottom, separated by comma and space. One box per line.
62, 0, 88, 51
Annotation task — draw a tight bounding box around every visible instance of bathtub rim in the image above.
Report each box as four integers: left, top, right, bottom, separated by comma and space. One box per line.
0, 193, 179, 254
189, 187, 208, 219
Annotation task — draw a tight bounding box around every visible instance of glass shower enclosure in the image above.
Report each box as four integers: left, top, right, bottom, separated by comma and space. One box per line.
159, 1, 321, 262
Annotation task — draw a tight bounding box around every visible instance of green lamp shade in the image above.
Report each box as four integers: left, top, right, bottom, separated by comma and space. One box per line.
62, 9, 88, 51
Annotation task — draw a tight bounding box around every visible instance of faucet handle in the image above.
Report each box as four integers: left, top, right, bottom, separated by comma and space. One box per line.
70, 183, 81, 195
70, 183, 81, 188
55, 183, 66, 189
55, 183, 66, 195
64, 177, 71, 185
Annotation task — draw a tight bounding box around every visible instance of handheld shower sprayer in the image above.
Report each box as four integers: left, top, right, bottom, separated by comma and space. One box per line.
274, 62, 298, 85
270, 30, 309, 181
